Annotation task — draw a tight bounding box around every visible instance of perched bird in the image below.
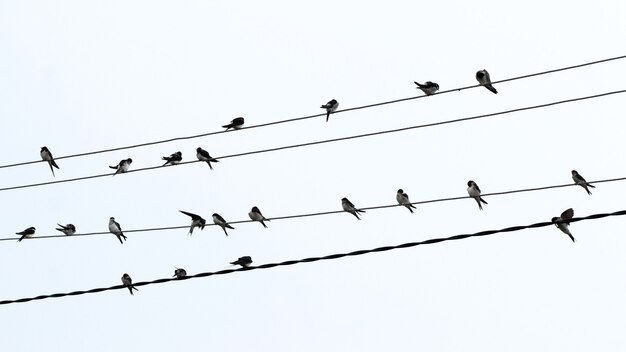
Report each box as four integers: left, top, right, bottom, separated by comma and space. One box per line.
196, 147, 219, 170
320, 99, 339, 122
571, 170, 595, 195
121, 273, 138, 295
40, 146, 60, 176
109, 158, 132, 175
230, 256, 253, 268
467, 180, 488, 210
476, 69, 498, 94
55, 223, 76, 236
16, 227, 35, 242
396, 189, 417, 213
173, 268, 187, 278
162, 151, 182, 166
222, 117, 245, 131
414, 81, 440, 96
552, 208, 575, 242
179, 210, 206, 235
248, 206, 269, 228
108, 217, 127, 244
213, 213, 234, 236
342, 197, 365, 220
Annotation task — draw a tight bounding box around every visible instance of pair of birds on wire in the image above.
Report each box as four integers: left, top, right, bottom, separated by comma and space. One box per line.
120, 256, 252, 295
14, 223, 75, 242
341, 189, 416, 220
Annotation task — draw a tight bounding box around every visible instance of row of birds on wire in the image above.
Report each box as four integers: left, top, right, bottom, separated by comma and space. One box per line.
34, 70, 500, 178
13, 169, 594, 244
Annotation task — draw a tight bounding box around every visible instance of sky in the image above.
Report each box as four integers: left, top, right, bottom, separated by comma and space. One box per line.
1, 0, 626, 351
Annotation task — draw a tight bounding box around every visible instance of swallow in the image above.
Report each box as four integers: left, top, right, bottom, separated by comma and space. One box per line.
467, 180, 488, 210
230, 256, 253, 268
213, 213, 234, 236
476, 69, 498, 94
179, 210, 206, 235
162, 151, 182, 166
551, 208, 575, 242
571, 170, 595, 195
414, 81, 440, 96
222, 117, 245, 131
173, 268, 187, 278
16, 227, 35, 242
108, 217, 127, 244
121, 273, 138, 295
320, 99, 339, 122
248, 206, 269, 228
342, 197, 365, 220
55, 223, 76, 236
196, 147, 219, 170
109, 158, 132, 175
40, 146, 60, 176
396, 189, 417, 213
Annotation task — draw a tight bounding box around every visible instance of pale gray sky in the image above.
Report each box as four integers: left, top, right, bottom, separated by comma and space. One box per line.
2, 1, 626, 351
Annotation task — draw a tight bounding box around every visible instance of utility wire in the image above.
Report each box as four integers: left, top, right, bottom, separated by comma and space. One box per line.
1, 55, 624, 170
2, 176, 625, 242
2, 209, 625, 305
1, 90, 624, 193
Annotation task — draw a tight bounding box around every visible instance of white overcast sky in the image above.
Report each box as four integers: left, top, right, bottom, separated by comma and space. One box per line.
2, 1, 626, 351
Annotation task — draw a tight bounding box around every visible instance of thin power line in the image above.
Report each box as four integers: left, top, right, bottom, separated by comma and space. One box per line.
1, 55, 624, 170
2, 176, 625, 242
1, 90, 624, 193
2, 209, 624, 305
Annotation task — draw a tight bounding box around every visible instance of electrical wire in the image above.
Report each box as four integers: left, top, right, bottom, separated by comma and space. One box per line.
1, 209, 624, 305
1, 55, 624, 170
2, 176, 624, 242
1, 90, 624, 193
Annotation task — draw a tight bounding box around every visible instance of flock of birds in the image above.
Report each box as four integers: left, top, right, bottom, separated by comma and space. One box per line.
19, 69, 592, 294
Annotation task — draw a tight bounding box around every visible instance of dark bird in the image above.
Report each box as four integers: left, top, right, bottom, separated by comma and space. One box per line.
108, 217, 127, 244
551, 208, 575, 242
320, 99, 339, 122
56, 223, 76, 236
109, 158, 132, 175
248, 206, 269, 228
121, 273, 138, 295
414, 81, 439, 96
213, 213, 234, 236
476, 69, 498, 94
342, 197, 365, 220
40, 146, 59, 176
162, 151, 182, 166
173, 268, 187, 278
222, 117, 245, 131
179, 210, 206, 235
571, 170, 595, 195
196, 147, 219, 170
230, 256, 253, 268
467, 180, 488, 210
396, 189, 417, 213
16, 227, 35, 242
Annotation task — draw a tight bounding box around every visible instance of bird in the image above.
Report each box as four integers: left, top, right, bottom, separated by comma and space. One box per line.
179, 210, 206, 235
109, 158, 132, 175
222, 117, 245, 131
467, 180, 488, 210
162, 151, 182, 166
196, 147, 219, 170
213, 213, 234, 236
16, 227, 35, 242
108, 217, 127, 244
173, 268, 187, 278
248, 206, 269, 228
230, 256, 253, 268
320, 99, 339, 122
571, 170, 595, 195
414, 81, 439, 96
121, 273, 138, 295
396, 189, 417, 213
342, 197, 365, 220
552, 208, 575, 242
476, 69, 498, 94
40, 146, 60, 176
55, 223, 76, 236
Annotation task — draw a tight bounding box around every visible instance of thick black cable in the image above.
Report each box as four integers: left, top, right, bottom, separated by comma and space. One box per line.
1, 55, 624, 170
0, 90, 624, 193
2, 176, 625, 242
2, 209, 624, 305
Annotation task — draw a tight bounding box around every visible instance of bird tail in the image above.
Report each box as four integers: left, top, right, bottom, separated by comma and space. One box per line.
260, 221, 268, 228
109, 165, 118, 169
18, 235, 25, 242
55, 228, 64, 232
48, 162, 56, 177
356, 209, 366, 213
222, 227, 229, 236
117, 233, 127, 244
585, 186, 592, 195
567, 233, 576, 243
588, 183, 596, 188
486, 85, 498, 94
407, 206, 414, 214
351, 212, 361, 220
480, 197, 488, 205
51, 160, 60, 169
225, 224, 235, 230
326, 111, 330, 122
